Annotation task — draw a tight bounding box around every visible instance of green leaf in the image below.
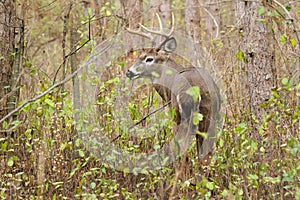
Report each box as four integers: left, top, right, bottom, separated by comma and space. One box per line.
196, 131, 207, 139
219, 138, 224, 147
69, 167, 79, 178
22, 102, 31, 112
292, 112, 299, 124
75, 138, 82, 147
11, 120, 21, 128
60, 142, 68, 150
2, 141, 8, 151
257, 18, 266, 23
186, 86, 200, 102
106, 10, 111, 16
45, 98, 55, 108
7, 157, 14, 167
87, 8, 92, 16
30, 69, 37, 75
2, 121, 8, 129
280, 34, 287, 44
154, 144, 161, 150
78, 149, 85, 157
193, 113, 203, 125
105, 61, 112, 67
205, 181, 216, 190
282, 77, 289, 85
236, 50, 247, 62
258, 6, 265, 15
90, 182, 96, 189
296, 83, 300, 90
25, 61, 32, 67
291, 38, 297, 46
7, 156, 18, 167
267, 11, 274, 17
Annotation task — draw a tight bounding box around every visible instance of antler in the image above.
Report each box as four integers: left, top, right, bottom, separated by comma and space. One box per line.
126, 13, 175, 42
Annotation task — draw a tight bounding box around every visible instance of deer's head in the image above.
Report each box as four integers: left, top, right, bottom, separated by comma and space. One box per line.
126, 37, 177, 80
126, 13, 176, 80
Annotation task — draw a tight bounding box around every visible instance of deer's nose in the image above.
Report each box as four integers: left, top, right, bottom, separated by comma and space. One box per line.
126, 70, 135, 79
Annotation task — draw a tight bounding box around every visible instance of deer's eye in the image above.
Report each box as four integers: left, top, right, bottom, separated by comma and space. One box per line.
145, 57, 154, 63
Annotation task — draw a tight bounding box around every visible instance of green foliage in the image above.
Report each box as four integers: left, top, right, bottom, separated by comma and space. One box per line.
186, 86, 200, 102
236, 50, 247, 63
1, 0, 299, 199
258, 6, 265, 15
193, 112, 203, 125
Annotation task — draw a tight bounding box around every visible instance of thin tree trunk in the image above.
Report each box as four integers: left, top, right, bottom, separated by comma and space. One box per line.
185, 0, 201, 42
147, 0, 171, 28
204, 0, 221, 39
122, 0, 143, 29
184, 0, 201, 66
158, 0, 172, 28
239, 2, 275, 198
0, 0, 17, 122
92, 0, 105, 40
71, 3, 80, 120
240, 1, 274, 137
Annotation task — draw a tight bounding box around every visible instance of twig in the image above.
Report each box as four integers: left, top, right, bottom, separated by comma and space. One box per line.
53, 15, 91, 84
203, 7, 220, 38
272, 0, 293, 20
271, 0, 300, 43
0, 86, 20, 104
112, 100, 171, 142
168, 153, 188, 199
129, 100, 171, 130
0, 70, 79, 124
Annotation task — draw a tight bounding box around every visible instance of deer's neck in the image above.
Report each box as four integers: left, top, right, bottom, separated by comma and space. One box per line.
152, 58, 191, 102
165, 58, 186, 72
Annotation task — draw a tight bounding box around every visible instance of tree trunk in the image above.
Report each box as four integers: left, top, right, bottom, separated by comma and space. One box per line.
148, 0, 172, 28
184, 0, 202, 67
122, 0, 143, 29
0, 0, 17, 122
185, 0, 201, 42
203, 0, 221, 39
240, 1, 274, 138
70, 7, 80, 120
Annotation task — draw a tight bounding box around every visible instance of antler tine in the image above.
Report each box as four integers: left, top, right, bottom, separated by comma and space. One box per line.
126, 26, 154, 41
156, 13, 163, 32
138, 12, 175, 38
126, 12, 175, 41
168, 12, 175, 37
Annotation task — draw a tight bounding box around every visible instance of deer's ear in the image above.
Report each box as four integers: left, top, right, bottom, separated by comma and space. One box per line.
160, 37, 177, 52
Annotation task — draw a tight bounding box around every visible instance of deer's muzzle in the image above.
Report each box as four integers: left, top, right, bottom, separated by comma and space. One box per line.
126, 70, 139, 80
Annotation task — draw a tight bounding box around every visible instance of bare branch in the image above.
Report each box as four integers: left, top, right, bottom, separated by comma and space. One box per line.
0, 39, 113, 125
128, 100, 171, 130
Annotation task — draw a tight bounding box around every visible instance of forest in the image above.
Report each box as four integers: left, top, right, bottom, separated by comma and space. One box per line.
0, 0, 299, 199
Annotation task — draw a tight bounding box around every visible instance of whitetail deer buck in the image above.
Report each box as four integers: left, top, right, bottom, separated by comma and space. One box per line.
126, 14, 221, 160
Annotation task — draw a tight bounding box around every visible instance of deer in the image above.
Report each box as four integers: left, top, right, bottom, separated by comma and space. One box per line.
125, 13, 221, 162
